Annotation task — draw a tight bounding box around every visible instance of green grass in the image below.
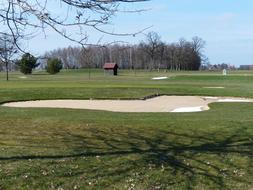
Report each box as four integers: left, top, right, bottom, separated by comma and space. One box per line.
0, 69, 252, 189
1, 69, 253, 102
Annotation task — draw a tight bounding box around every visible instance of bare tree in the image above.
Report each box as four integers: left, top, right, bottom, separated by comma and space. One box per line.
141, 31, 161, 71
80, 47, 93, 79
0, 34, 17, 81
191, 36, 206, 54
44, 36, 206, 71
0, 0, 149, 51
157, 42, 165, 72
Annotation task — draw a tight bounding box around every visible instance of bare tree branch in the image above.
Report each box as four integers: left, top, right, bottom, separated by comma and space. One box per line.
0, 0, 149, 51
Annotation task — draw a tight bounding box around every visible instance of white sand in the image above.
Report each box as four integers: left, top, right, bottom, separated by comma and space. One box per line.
204, 97, 219, 100
203, 87, 225, 89
218, 99, 252, 102
2, 96, 252, 113
19, 76, 27, 79
171, 106, 204, 113
152, 77, 168, 80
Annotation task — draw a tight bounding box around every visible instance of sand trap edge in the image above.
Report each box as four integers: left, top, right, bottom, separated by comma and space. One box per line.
2, 96, 252, 113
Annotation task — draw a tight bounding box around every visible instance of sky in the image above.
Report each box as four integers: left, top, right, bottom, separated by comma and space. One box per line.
27, 0, 253, 66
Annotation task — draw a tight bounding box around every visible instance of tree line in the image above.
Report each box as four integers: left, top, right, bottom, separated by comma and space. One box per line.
44, 32, 207, 71
0, 32, 207, 81
0, 0, 149, 81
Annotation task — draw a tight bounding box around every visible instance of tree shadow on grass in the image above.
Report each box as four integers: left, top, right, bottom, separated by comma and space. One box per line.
0, 126, 252, 189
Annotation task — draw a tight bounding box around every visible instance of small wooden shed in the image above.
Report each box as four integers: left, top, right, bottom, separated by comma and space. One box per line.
103, 63, 118, 75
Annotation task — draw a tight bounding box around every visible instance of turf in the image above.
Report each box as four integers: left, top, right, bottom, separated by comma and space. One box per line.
0, 70, 252, 189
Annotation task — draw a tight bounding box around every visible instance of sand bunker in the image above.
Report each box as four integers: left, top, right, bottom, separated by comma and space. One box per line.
152, 77, 168, 80
2, 96, 252, 113
171, 106, 204, 113
203, 87, 225, 89
19, 76, 27, 79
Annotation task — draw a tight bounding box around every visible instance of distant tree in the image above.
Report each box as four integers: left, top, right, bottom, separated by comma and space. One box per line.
191, 36, 206, 68
141, 32, 162, 71
16, 53, 37, 74
0, 34, 18, 80
43, 36, 208, 71
46, 58, 63, 74
157, 42, 165, 72
200, 55, 210, 70
191, 36, 206, 55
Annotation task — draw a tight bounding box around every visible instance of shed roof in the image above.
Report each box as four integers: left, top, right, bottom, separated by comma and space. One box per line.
103, 63, 118, 69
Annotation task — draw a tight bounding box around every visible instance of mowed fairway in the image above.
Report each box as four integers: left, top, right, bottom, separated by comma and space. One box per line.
0, 70, 252, 189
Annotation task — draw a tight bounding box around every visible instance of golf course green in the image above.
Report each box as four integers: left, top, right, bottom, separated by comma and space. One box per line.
0, 69, 252, 189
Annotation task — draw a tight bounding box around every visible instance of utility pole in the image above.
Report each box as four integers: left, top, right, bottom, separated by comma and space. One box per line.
129, 46, 132, 69
109, 46, 112, 62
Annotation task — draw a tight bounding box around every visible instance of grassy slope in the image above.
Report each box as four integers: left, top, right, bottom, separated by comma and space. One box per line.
0, 70, 252, 190
1, 69, 253, 102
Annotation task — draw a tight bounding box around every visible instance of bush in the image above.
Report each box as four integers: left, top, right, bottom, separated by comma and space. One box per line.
16, 53, 37, 74
46, 58, 62, 74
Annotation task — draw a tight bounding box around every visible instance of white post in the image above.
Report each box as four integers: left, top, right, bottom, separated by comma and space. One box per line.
223, 69, 227, 76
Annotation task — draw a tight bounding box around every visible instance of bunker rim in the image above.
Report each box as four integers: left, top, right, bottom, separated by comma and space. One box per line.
2, 96, 252, 113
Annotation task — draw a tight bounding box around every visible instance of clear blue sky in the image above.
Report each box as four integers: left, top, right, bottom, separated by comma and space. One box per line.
28, 0, 253, 66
